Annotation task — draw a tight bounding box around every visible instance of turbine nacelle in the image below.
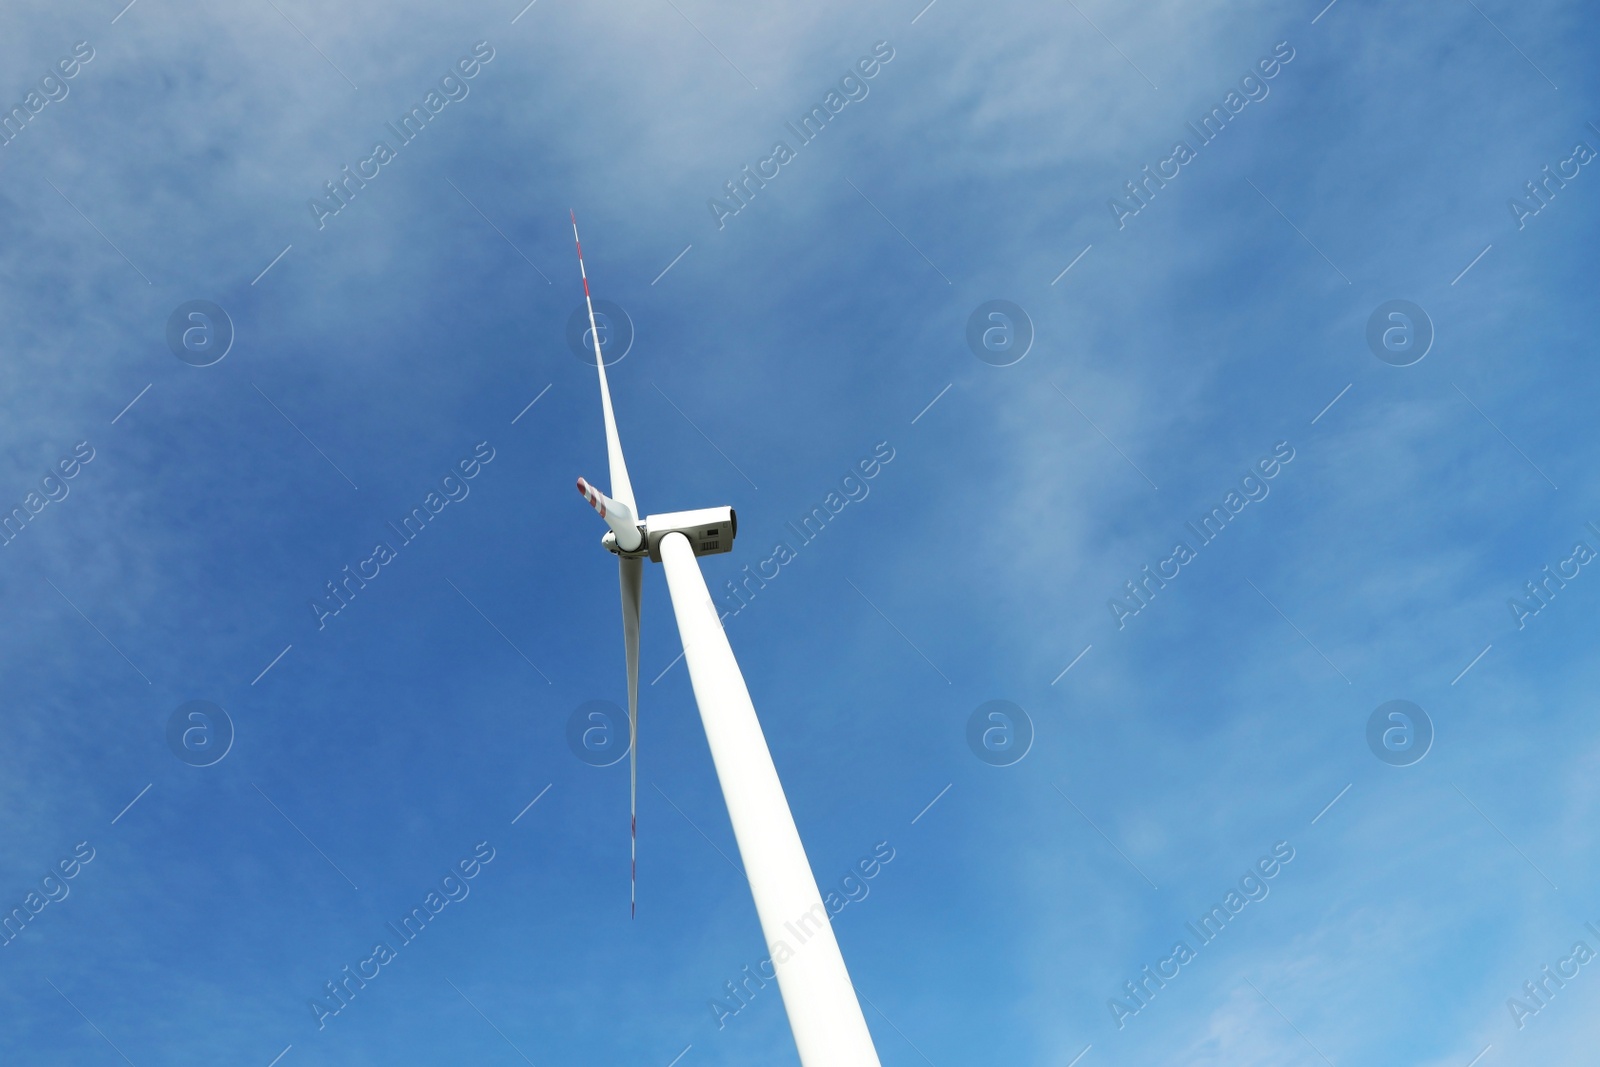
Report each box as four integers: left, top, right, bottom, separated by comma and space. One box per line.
598, 505, 738, 562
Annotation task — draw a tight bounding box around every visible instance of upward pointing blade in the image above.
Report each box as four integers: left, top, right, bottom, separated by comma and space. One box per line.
577, 477, 643, 553
570, 211, 636, 518
620, 554, 642, 918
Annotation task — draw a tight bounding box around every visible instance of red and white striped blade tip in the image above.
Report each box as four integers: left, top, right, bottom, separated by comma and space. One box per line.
576, 477, 608, 519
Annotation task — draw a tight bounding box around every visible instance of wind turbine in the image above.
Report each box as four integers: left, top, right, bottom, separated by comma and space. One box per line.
568, 213, 883, 1067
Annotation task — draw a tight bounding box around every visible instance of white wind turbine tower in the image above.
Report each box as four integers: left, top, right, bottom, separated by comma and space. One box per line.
568, 213, 882, 1067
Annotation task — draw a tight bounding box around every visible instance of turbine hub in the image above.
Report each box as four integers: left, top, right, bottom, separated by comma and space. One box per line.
601, 506, 737, 561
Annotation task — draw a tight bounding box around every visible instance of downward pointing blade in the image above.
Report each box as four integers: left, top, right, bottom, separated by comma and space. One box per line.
619, 554, 642, 918
570, 211, 637, 517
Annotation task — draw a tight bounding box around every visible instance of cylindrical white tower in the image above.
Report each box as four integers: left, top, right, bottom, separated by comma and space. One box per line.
657, 531, 881, 1067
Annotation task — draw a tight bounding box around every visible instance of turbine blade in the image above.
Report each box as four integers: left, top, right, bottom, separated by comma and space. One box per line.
570, 211, 637, 517
620, 554, 642, 919
577, 477, 643, 553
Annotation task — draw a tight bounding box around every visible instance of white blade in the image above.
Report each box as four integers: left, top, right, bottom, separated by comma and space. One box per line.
577, 477, 643, 553
570, 211, 636, 516
570, 213, 648, 921
620, 554, 642, 919
657, 531, 881, 1067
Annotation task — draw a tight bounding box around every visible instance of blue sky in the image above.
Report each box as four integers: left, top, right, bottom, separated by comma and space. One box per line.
2, 0, 1599, 1064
